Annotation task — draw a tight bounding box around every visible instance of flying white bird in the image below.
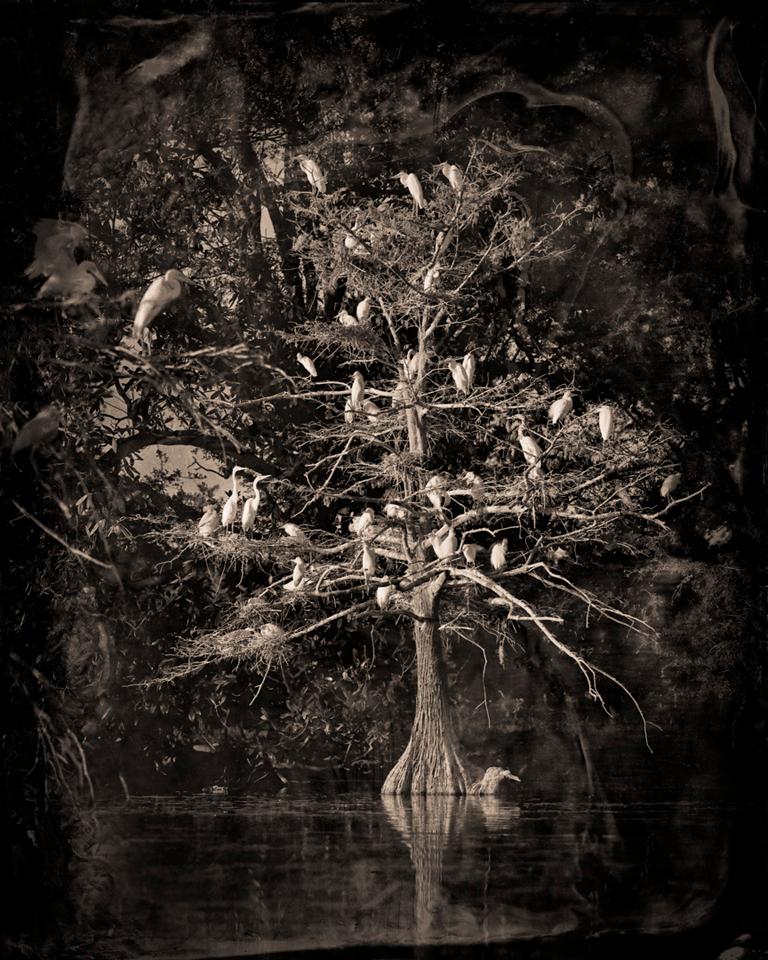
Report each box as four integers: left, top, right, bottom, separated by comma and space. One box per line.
462, 352, 476, 390
285, 556, 307, 591
660, 472, 682, 498
598, 405, 614, 442
242, 473, 270, 533
297, 353, 318, 378
221, 466, 246, 529
363, 399, 382, 423
462, 543, 481, 565
490, 539, 508, 571
423, 266, 440, 292
198, 505, 220, 538
447, 359, 469, 395
338, 308, 358, 327
295, 155, 326, 193
376, 585, 394, 610
362, 542, 377, 578
393, 170, 425, 212
517, 424, 543, 467
350, 371, 365, 411
282, 522, 307, 541
11, 405, 60, 455
133, 269, 192, 342
344, 399, 355, 424
549, 390, 573, 425
356, 297, 371, 322
437, 162, 463, 192
425, 475, 445, 511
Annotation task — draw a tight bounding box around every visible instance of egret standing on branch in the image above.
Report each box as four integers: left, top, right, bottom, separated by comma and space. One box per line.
462, 352, 476, 391
437, 162, 463, 192
285, 557, 307, 591
242, 473, 271, 533
549, 390, 573, 425
393, 171, 425, 213
517, 423, 543, 467
425, 475, 445, 512
362, 542, 377, 580
133, 269, 193, 343
221, 466, 245, 530
598, 405, 614, 442
282, 522, 307, 542
350, 371, 365, 411
462, 543, 481, 565
295, 154, 326, 193
356, 297, 371, 323
376, 585, 394, 610
297, 353, 318, 378
490, 538, 508, 571
447, 359, 469, 396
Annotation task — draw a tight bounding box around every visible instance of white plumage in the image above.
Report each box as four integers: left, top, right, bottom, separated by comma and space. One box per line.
286, 556, 307, 591
133, 269, 190, 341
598, 405, 614, 441
362, 542, 377, 578
296, 155, 326, 193
356, 297, 371, 322
447, 359, 469, 396
517, 424, 543, 466
431, 525, 457, 559
351, 508, 375, 536
438, 162, 463, 192
394, 170, 425, 211
221, 466, 245, 528
350, 372, 365, 410
462, 543, 481, 565
376, 585, 394, 610
490, 539, 508, 571
344, 399, 355, 424
423, 266, 440, 292
197, 505, 219, 538
282, 522, 306, 542
363, 399, 382, 422
38, 260, 106, 302
297, 353, 318, 378
384, 503, 407, 520
462, 352, 476, 390
660, 472, 681, 498
549, 390, 573, 425
338, 309, 358, 327
425, 475, 444, 511
241, 474, 270, 533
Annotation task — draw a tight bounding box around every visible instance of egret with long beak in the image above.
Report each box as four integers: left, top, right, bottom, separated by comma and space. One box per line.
549, 390, 573, 426
350, 372, 365, 411
490, 538, 508, 571
598, 405, 614, 442
133, 269, 193, 342
297, 353, 318, 378
242, 473, 271, 533
295, 155, 326, 193
393, 171, 425, 213
517, 423, 543, 467
221, 466, 246, 529
436, 162, 463, 192
447, 359, 469, 395
431, 525, 457, 559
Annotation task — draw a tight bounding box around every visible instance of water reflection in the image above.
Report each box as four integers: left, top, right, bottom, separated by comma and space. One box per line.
77, 793, 733, 957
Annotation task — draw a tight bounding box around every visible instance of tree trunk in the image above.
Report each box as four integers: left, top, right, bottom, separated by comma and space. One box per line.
381, 583, 469, 795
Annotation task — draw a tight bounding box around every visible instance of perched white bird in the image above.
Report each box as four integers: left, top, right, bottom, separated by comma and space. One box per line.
350, 372, 365, 411
436, 162, 463, 192
425, 475, 445, 511
221, 466, 246, 528
338, 308, 358, 327
463, 471, 485, 501
362, 542, 377, 578
344, 399, 355, 424
490, 539, 508, 571
393, 171, 425, 212
549, 390, 573, 425
431, 525, 457, 559
11, 405, 60, 455
25, 219, 88, 280
423, 266, 441, 292
462, 352, 476, 390
447, 359, 469, 395
242, 474, 270, 533
351, 508, 375, 536
362, 399, 382, 423
384, 503, 407, 520
660, 473, 682, 498
295, 155, 326, 193
376, 585, 394, 610
598, 405, 614, 442
516, 424, 543, 467
285, 556, 307, 591
133, 269, 192, 341
462, 543, 481, 565
37, 260, 106, 302
406, 349, 423, 379
356, 297, 371, 322
198, 505, 220, 538
282, 522, 307, 542
297, 353, 318, 378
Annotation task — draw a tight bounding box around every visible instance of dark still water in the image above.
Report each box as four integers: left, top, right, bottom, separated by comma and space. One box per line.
76, 793, 764, 959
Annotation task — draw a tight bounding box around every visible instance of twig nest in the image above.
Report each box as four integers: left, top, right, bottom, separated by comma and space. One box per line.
470, 766, 521, 796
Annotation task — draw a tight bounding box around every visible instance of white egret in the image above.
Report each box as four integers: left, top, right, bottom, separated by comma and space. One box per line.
26, 219, 88, 279
385, 503, 407, 521
598, 405, 614, 442
282, 522, 307, 542
295, 155, 326, 193
362, 399, 382, 423
351, 508, 375, 536
447, 359, 469, 395
344, 399, 355, 424
221, 466, 246, 529
356, 297, 371, 322
285, 556, 307, 591
11, 405, 60, 455
133, 269, 192, 342
462, 543, 481, 565
338, 308, 358, 327
463, 471, 485, 501
462, 351, 476, 390
431, 525, 457, 559
393, 171, 425, 212
198, 505, 220, 538
406, 349, 422, 379
350, 371, 365, 411
660, 472, 682, 498
242, 473, 271, 533
297, 353, 318, 378
436, 162, 463, 192
362, 542, 377, 579
423, 266, 440, 292
548, 390, 573, 425
425, 475, 444, 511
38, 260, 107, 302
376, 585, 394, 610
517, 424, 543, 467
490, 538, 508, 571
